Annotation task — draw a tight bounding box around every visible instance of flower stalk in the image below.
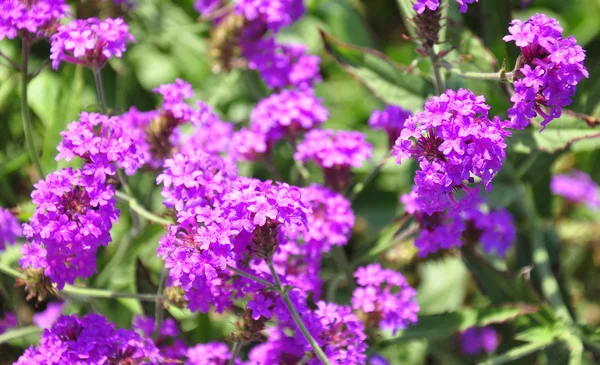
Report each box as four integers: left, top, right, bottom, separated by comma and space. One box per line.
93, 67, 107, 114
115, 191, 173, 226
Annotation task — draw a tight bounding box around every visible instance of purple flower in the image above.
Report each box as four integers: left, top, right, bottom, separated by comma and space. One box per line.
14, 314, 162, 364
0, 0, 69, 41
32, 301, 64, 329
119, 107, 161, 168
248, 293, 274, 320
20, 168, 119, 289
413, 0, 477, 14
242, 37, 321, 90
393, 89, 509, 215
250, 89, 328, 143
0, 207, 21, 251
181, 104, 234, 155
0, 312, 17, 334
229, 128, 270, 162
186, 342, 237, 365
195, 0, 223, 16
352, 264, 419, 333
369, 354, 390, 365
503, 14, 588, 130
235, 0, 305, 33
50, 17, 135, 70
551, 170, 599, 208
294, 129, 373, 191
133, 316, 186, 364
460, 326, 499, 355
368, 105, 412, 148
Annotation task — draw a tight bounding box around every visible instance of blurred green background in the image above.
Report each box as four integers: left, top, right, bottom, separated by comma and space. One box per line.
1, 0, 600, 364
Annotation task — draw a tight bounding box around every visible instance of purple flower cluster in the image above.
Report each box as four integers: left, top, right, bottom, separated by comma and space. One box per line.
182, 103, 234, 155
503, 14, 588, 130
250, 89, 328, 143
0, 0, 69, 41
186, 342, 236, 365
229, 128, 269, 162
460, 326, 499, 355
413, 0, 478, 14
57, 112, 145, 179
235, 0, 304, 33
194, 0, 223, 16
0, 207, 21, 251
352, 264, 419, 333
402, 189, 516, 257
20, 168, 118, 289
133, 316, 186, 364
32, 301, 64, 329
295, 129, 373, 191
551, 170, 599, 209
369, 105, 412, 147
0, 312, 17, 335
14, 314, 162, 364
50, 17, 135, 70
242, 37, 321, 90
393, 89, 509, 215
120, 107, 161, 168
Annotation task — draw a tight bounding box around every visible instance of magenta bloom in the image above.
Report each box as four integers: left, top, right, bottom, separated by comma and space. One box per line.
229, 128, 269, 162
133, 316, 186, 364
0, 0, 69, 41
14, 314, 162, 365
0, 312, 18, 335
0, 207, 21, 252
50, 17, 135, 70
460, 326, 499, 355
194, 0, 223, 16
248, 293, 274, 320
551, 170, 600, 209
503, 14, 588, 130
235, 0, 305, 33
392, 89, 509, 215
186, 342, 237, 365
352, 264, 419, 333
20, 168, 118, 289
181, 104, 234, 155
250, 89, 328, 143
413, 0, 477, 14
32, 302, 64, 329
368, 105, 412, 147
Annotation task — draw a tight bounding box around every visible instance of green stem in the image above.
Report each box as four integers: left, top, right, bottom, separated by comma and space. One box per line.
227, 265, 276, 290
229, 342, 242, 365
115, 191, 173, 226
447, 68, 514, 82
0, 326, 42, 345
347, 153, 391, 201
477, 339, 554, 365
93, 67, 107, 114
20, 40, 44, 178
331, 246, 354, 291
153, 268, 168, 340
267, 261, 332, 365
428, 50, 445, 94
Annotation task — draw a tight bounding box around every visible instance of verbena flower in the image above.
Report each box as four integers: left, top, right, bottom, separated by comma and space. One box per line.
550, 170, 600, 209
14, 314, 162, 364
503, 14, 588, 130
181, 105, 234, 155
186, 342, 238, 365
413, 0, 478, 14
250, 89, 328, 143
56, 112, 145, 179
352, 264, 419, 333
460, 326, 499, 355
32, 301, 64, 329
0, 312, 17, 335
0, 207, 21, 252
194, 0, 223, 16
229, 128, 269, 162
392, 89, 509, 215
368, 105, 412, 148
20, 168, 118, 289
235, 0, 305, 33
0, 0, 69, 41
50, 17, 135, 70
242, 37, 321, 90
133, 316, 186, 364
295, 129, 373, 191
120, 107, 160, 168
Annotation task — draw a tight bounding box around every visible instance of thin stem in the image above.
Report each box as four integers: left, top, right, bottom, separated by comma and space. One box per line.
115, 190, 173, 226
331, 246, 354, 290
347, 153, 392, 201
229, 342, 242, 365
477, 338, 554, 365
20, 40, 44, 178
267, 261, 332, 365
563, 108, 600, 128
0, 326, 42, 344
93, 67, 107, 114
428, 50, 445, 94
446, 67, 514, 83
153, 267, 168, 340
0, 50, 21, 71
226, 265, 276, 290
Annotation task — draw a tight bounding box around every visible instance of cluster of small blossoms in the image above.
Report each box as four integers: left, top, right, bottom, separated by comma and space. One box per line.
413, 0, 478, 13
14, 314, 162, 364
0, 0, 69, 41
133, 316, 186, 364
460, 326, 499, 355
393, 89, 509, 215
235, 0, 304, 33
229, 128, 269, 162
186, 342, 237, 365
351, 264, 419, 334
50, 17, 135, 70
57, 112, 145, 179
20, 168, 118, 289
32, 301, 64, 329
551, 170, 600, 209
181, 102, 234, 155
0, 312, 17, 334
295, 129, 373, 191
402, 188, 516, 257
503, 13, 588, 130
194, 0, 223, 16
369, 105, 413, 148
0, 207, 21, 251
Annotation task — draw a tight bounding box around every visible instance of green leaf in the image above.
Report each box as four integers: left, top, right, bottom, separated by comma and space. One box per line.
478, 338, 555, 365
508, 116, 600, 154
417, 256, 469, 314
383, 305, 539, 344
320, 30, 429, 111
